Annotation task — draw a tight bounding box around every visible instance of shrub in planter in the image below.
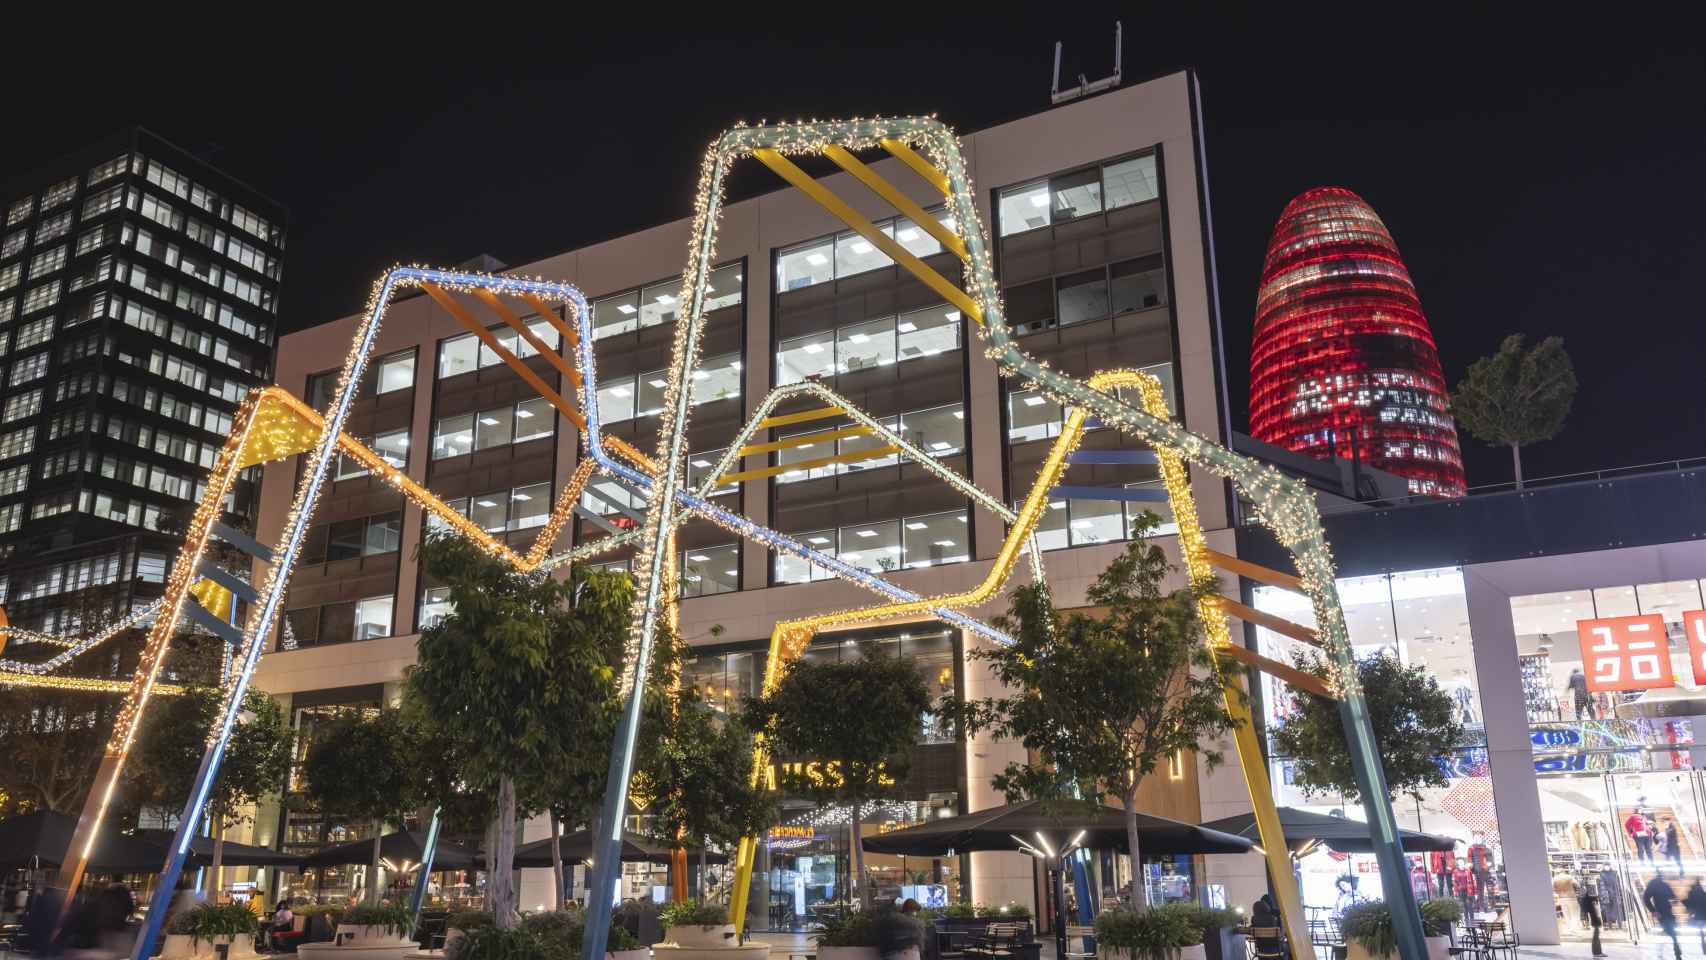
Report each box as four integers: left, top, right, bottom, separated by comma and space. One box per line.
1338, 901, 1396, 960
1417, 899, 1462, 960
447, 926, 545, 960
164, 902, 261, 957
942, 902, 979, 921
1094, 904, 1202, 960
815, 911, 881, 960
518, 909, 642, 960
447, 911, 495, 933
338, 902, 414, 942
1176, 906, 1241, 960
659, 899, 733, 947
974, 902, 1032, 920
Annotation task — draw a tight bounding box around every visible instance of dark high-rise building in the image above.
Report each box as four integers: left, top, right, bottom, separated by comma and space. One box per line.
0, 128, 286, 633
1248, 186, 1464, 497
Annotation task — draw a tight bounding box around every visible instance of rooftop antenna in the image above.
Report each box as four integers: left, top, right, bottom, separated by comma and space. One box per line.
1051, 21, 1122, 105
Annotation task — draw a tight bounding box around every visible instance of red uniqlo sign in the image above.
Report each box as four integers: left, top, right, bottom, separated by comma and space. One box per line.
1685, 610, 1706, 686
1579, 613, 1673, 692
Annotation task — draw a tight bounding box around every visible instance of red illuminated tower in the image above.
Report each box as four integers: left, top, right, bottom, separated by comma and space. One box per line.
1249, 187, 1465, 497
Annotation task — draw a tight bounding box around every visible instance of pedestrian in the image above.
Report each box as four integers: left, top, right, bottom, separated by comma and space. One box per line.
1566, 667, 1595, 719
1684, 880, 1706, 956
1644, 874, 1682, 960
94, 881, 135, 955
874, 900, 923, 960
1630, 809, 1657, 863
1579, 873, 1607, 959
271, 897, 297, 951
1668, 818, 1686, 876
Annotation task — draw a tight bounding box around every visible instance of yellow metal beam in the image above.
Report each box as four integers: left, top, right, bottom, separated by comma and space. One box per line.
753, 149, 982, 324
879, 139, 950, 196
822, 145, 967, 261
737, 425, 871, 457
1215, 642, 1336, 699
756, 405, 846, 429
717, 445, 901, 485
1206, 548, 1305, 593
519, 293, 580, 349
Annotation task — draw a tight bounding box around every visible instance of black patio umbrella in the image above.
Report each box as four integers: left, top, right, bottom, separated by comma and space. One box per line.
0, 810, 172, 873
513, 828, 727, 868
859, 799, 1253, 857
1199, 807, 1457, 854
134, 829, 304, 868
297, 830, 484, 871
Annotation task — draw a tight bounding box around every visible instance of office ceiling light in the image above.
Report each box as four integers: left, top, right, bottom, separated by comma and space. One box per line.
512, 493, 531, 501
1029, 193, 1050, 208
611, 386, 631, 397
933, 540, 956, 548
514, 409, 534, 418
851, 241, 873, 254
691, 459, 711, 468
896, 321, 917, 333
1022, 396, 1046, 406
616, 303, 636, 314
479, 417, 499, 425
655, 294, 676, 304
896, 228, 919, 242
848, 333, 869, 343
803, 343, 825, 354
929, 442, 952, 451
476, 499, 497, 508
854, 529, 877, 538
649, 378, 668, 388
905, 522, 927, 530
689, 554, 710, 562
806, 252, 829, 266
807, 536, 831, 545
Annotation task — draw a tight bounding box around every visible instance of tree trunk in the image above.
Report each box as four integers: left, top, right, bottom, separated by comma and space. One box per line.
1123, 792, 1147, 910
1510, 443, 1524, 489
698, 848, 708, 900
211, 809, 227, 896
490, 775, 518, 929
483, 816, 497, 911
370, 819, 385, 906
550, 809, 565, 910
851, 802, 869, 908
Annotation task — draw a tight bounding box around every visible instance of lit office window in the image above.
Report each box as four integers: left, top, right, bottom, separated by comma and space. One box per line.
1110, 255, 1167, 314
354, 596, 393, 641
998, 153, 1158, 237
998, 181, 1052, 236
1051, 167, 1102, 220
899, 404, 965, 457
372, 429, 409, 468
681, 543, 739, 597
375, 349, 415, 393
639, 280, 679, 329
690, 353, 742, 406
776, 424, 845, 483
509, 483, 550, 529
839, 519, 902, 574
592, 290, 640, 340
903, 510, 969, 569
687, 448, 738, 496
1034, 499, 1070, 551
1069, 497, 1125, 545
775, 529, 838, 584
432, 415, 474, 459
513, 397, 553, 442
837, 316, 896, 372
582, 478, 640, 517
1057, 268, 1109, 326
1103, 155, 1159, 209
474, 405, 514, 450
897, 305, 960, 359
426, 497, 471, 536
438, 333, 478, 378
776, 238, 834, 291
597, 375, 636, 423
1007, 389, 1064, 443
834, 226, 893, 278
418, 586, 454, 630
777, 331, 836, 384
704, 262, 744, 312
469, 492, 507, 532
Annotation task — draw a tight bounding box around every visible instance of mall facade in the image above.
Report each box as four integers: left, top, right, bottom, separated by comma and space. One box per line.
241, 70, 1253, 927
1240, 464, 1706, 947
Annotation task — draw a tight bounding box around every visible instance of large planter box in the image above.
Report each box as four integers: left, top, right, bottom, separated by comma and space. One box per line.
1346, 943, 1395, 960
665, 924, 736, 948
1202, 930, 1246, 960
819, 947, 882, 960
1424, 935, 1451, 960
610, 949, 651, 960
162, 933, 260, 958
336, 924, 413, 945
1100, 946, 1206, 960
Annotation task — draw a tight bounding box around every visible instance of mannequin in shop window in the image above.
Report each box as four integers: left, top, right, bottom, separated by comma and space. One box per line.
1567, 668, 1596, 720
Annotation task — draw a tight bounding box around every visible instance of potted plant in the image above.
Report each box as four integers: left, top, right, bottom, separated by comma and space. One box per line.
336, 903, 415, 944
1178, 906, 1241, 960
1094, 904, 1202, 960
1338, 901, 1397, 960
444, 911, 494, 950
1418, 898, 1462, 960
446, 926, 542, 960
659, 899, 733, 948
814, 911, 881, 960
163, 902, 262, 958
520, 908, 647, 960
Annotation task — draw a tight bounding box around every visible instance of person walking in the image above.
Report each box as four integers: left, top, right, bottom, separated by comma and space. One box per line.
1631, 810, 1657, 863
1567, 667, 1596, 719
874, 899, 923, 960
1580, 873, 1607, 959
1668, 818, 1687, 876
1684, 880, 1706, 956
1644, 874, 1683, 960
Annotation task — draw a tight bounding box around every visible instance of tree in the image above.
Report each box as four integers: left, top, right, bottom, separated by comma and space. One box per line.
1271, 650, 1466, 804
747, 651, 929, 907
1450, 334, 1577, 488
948, 528, 1237, 908
635, 683, 774, 898
302, 710, 418, 905
129, 687, 293, 884
402, 532, 627, 928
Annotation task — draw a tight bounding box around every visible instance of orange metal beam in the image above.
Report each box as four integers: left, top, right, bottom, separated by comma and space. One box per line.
1215, 642, 1336, 699
1206, 548, 1305, 593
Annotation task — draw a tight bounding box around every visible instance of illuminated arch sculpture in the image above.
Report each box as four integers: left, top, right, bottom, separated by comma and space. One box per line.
587, 117, 1427, 960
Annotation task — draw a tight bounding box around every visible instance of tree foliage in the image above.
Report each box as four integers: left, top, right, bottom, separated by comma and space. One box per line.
129, 687, 294, 830
946, 529, 1237, 907
635, 683, 773, 867
302, 710, 418, 825
746, 650, 930, 904
1271, 650, 1466, 803
1450, 334, 1577, 486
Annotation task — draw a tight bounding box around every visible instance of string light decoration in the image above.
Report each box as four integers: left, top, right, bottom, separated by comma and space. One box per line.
606, 116, 1417, 960
0, 601, 162, 674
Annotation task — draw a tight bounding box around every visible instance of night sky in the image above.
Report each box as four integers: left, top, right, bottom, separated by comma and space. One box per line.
5, 16, 1701, 490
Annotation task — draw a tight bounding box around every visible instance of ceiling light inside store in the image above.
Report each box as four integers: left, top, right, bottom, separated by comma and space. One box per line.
855, 530, 877, 538
1023, 396, 1046, 406
806, 253, 829, 266
689, 554, 709, 562
616, 303, 636, 314
851, 241, 873, 254
906, 522, 927, 530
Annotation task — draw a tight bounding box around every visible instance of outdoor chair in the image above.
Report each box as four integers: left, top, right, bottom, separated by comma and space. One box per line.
1247, 925, 1286, 960
964, 922, 1025, 960
1063, 923, 1096, 960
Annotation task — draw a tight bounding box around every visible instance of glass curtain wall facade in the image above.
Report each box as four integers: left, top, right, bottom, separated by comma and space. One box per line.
1509, 580, 1706, 944
1255, 568, 1508, 918
677, 625, 962, 931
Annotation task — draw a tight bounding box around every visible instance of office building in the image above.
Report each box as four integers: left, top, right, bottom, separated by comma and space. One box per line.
1248, 187, 1465, 497
0, 129, 286, 639
250, 71, 1255, 924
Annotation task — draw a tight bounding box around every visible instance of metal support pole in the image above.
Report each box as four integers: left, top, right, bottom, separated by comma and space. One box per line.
1070, 849, 1095, 953
1338, 694, 1429, 960
410, 809, 442, 936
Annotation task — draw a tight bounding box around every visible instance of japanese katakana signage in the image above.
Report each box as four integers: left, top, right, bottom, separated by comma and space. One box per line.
1579, 613, 1672, 692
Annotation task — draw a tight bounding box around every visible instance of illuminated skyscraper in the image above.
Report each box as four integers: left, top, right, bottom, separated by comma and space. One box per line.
1249, 187, 1465, 497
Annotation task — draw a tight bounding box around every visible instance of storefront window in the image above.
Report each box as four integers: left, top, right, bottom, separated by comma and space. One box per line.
1256, 568, 1508, 920
1510, 577, 1706, 944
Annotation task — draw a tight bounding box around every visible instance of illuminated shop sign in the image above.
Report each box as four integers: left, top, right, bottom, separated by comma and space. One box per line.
1579, 610, 1706, 692
763, 760, 895, 791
